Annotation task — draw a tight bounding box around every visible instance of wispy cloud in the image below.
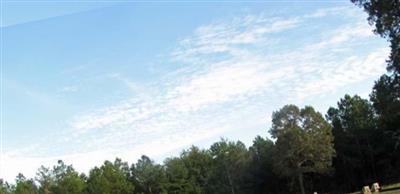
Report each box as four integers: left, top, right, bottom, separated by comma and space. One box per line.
66, 5, 388, 156
171, 16, 300, 63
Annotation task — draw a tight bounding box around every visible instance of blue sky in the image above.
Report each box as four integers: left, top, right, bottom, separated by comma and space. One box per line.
1, 1, 389, 181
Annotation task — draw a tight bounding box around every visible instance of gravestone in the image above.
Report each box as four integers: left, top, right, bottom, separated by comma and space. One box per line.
362, 186, 372, 194
371, 182, 380, 192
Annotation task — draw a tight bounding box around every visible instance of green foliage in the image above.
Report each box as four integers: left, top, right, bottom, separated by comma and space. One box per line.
371, 75, 400, 135
35, 161, 86, 194
246, 136, 281, 194
270, 105, 335, 194
163, 157, 191, 194
0, 179, 12, 194
13, 174, 38, 194
179, 146, 213, 194
327, 95, 379, 190
35, 166, 53, 194
86, 159, 134, 194
352, 0, 400, 181
351, 0, 400, 72
52, 160, 86, 194
130, 156, 166, 194
371, 75, 400, 178
208, 139, 249, 194
271, 105, 335, 175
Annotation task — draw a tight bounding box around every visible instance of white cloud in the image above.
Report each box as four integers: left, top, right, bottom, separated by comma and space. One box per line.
294, 48, 389, 100
308, 22, 374, 50
66, 6, 387, 156
171, 16, 300, 63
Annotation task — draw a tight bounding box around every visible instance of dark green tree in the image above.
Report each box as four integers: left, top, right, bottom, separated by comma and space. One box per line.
179, 146, 213, 194
35, 166, 53, 194
246, 136, 280, 194
327, 95, 378, 190
35, 161, 86, 194
51, 160, 86, 194
370, 75, 400, 179
270, 105, 335, 194
163, 157, 192, 194
86, 159, 133, 194
208, 139, 249, 194
351, 0, 399, 72
371, 75, 400, 133
130, 155, 166, 194
13, 174, 38, 194
351, 0, 400, 180
0, 179, 11, 194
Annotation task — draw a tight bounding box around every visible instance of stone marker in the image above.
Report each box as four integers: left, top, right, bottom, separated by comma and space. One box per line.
362, 186, 372, 194
371, 182, 380, 192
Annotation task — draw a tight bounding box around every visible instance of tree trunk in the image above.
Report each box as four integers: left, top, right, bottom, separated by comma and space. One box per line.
298, 173, 305, 194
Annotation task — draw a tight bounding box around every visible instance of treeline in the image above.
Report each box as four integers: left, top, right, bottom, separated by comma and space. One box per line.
1, 0, 399, 194
1, 93, 399, 194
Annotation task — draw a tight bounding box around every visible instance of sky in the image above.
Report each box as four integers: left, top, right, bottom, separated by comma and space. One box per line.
1, 0, 390, 182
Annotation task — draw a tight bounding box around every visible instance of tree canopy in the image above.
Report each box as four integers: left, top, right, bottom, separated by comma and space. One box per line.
352, 0, 400, 72
271, 105, 335, 194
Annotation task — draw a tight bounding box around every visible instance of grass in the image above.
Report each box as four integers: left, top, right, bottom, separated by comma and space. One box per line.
348, 182, 400, 194
379, 190, 400, 194
382, 183, 400, 190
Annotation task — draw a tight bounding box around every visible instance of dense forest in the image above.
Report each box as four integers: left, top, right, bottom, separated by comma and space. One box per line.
1, 0, 399, 194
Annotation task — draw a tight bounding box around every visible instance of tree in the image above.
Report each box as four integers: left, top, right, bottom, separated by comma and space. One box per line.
13, 174, 38, 194
86, 159, 133, 194
370, 75, 400, 178
371, 75, 400, 140
351, 0, 400, 72
179, 146, 213, 194
208, 139, 249, 194
35, 161, 86, 194
352, 0, 400, 154
270, 105, 335, 194
35, 166, 53, 194
352, 0, 400, 181
0, 179, 11, 194
327, 95, 378, 190
130, 155, 166, 194
51, 160, 86, 194
247, 136, 282, 194
163, 157, 192, 194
